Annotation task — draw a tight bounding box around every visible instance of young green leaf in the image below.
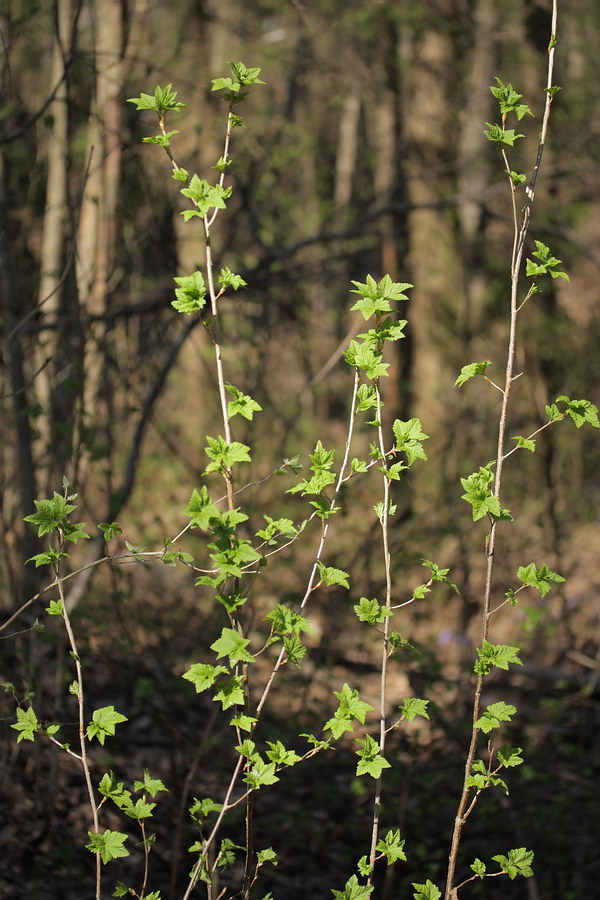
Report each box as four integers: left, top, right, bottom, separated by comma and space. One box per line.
182, 663, 228, 693
204, 436, 251, 473
134, 769, 168, 797
512, 435, 536, 452
474, 640, 522, 674
455, 360, 492, 388
45, 598, 64, 615
172, 271, 206, 315
484, 123, 524, 146
489, 78, 533, 120
554, 395, 599, 428
317, 561, 350, 589
376, 828, 407, 864
400, 697, 430, 723
257, 847, 279, 866
24, 493, 76, 536
218, 267, 247, 291
460, 466, 501, 521
470, 859, 486, 878
86, 706, 128, 745
127, 83, 186, 115
213, 675, 244, 710
225, 383, 262, 420
354, 597, 391, 625
491, 847, 534, 879
392, 418, 429, 464
497, 745, 524, 767
244, 757, 279, 789
11, 706, 39, 742
86, 829, 129, 865
412, 879, 441, 900
210, 627, 255, 667
98, 522, 122, 540
355, 733, 391, 778
331, 874, 374, 899
475, 700, 517, 734
516, 562, 565, 597
28, 549, 69, 568
265, 740, 301, 766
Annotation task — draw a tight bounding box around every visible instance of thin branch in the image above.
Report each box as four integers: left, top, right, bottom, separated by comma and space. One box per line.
444, 6, 559, 896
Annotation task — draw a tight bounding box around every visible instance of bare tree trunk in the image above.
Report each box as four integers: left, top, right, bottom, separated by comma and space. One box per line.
76, 0, 125, 442
334, 93, 360, 211
0, 150, 40, 601
404, 14, 461, 510
35, 0, 75, 481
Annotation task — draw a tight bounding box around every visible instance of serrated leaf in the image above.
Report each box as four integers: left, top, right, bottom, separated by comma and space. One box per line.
210, 627, 254, 666
392, 418, 429, 464
354, 597, 391, 625
11, 706, 38, 742
516, 562, 565, 597
400, 697, 430, 722
213, 675, 244, 710
475, 701, 517, 733
86, 830, 129, 865
86, 706, 128, 745
492, 847, 534, 879
331, 874, 374, 899
376, 828, 407, 864
474, 640, 522, 675
455, 360, 492, 388
317, 561, 350, 589
225, 383, 262, 420
183, 663, 228, 693
134, 769, 168, 797
412, 879, 441, 900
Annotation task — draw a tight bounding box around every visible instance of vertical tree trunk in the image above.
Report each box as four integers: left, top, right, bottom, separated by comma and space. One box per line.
404, 14, 461, 509
35, 0, 75, 481
0, 150, 40, 600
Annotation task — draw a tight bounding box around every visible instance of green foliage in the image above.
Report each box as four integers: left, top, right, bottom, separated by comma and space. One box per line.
474, 640, 522, 675
317, 561, 350, 589
353, 596, 390, 625
547, 395, 599, 428
180, 175, 232, 219
172, 271, 206, 314
460, 466, 501, 521
489, 77, 533, 120
204, 435, 251, 473
325, 683, 373, 739
355, 733, 391, 778
11, 706, 38, 742
492, 847, 534, 879
210, 627, 254, 667
24, 493, 88, 541
483, 123, 524, 147
516, 562, 565, 597
376, 828, 407, 864
392, 418, 429, 464
349, 274, 412, 320
454, 360, 492, 388
86, 830, 129, 864
86, 706, 128, 746
474, 701, 517, 734
127, 84, 186, 115
331, 874, 374, 899
412, 879, 441, 900
526, 240, 569, 281
400, 698, 430, 723
225, 383, 262, 420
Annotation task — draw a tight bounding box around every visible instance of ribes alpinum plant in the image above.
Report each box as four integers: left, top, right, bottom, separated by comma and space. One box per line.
5, 3, 599, 898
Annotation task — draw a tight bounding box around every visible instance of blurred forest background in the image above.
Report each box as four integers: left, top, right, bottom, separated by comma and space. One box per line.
1, 0, 599, 898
